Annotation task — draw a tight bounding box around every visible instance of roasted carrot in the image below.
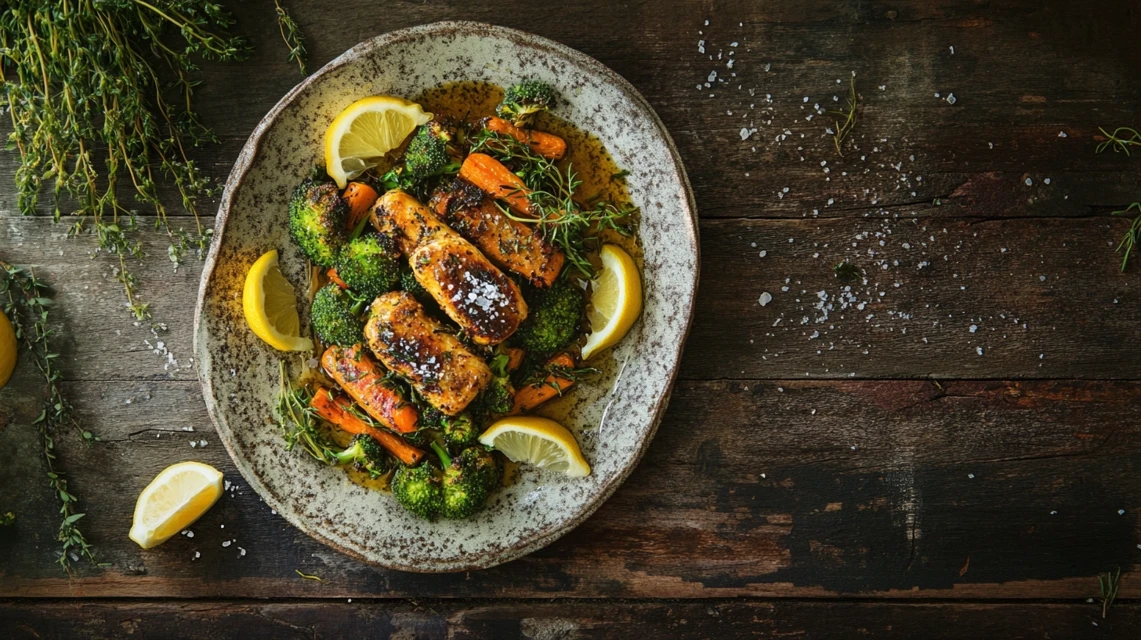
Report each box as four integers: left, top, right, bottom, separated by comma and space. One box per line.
504, 347, 525, 371
484, 116, 567, 160
326, 268, 348, 289
321, 345, 420, 433
310, 390, 425, 466
458, 153, 535, 217
343, 181, 379, 231
511, 353, 577, 414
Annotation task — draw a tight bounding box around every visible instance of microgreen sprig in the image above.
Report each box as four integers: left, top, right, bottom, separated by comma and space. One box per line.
1096, 127, 1141, 156
1098, 567, 1122, 619
1112, 202, 1141, 272
833, 261, 862, 282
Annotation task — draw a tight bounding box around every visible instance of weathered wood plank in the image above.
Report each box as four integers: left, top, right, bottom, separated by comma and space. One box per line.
1, 0, 1139, 222
686, 216, 1141, 379
2, 378, 1138, 598
1, 599, 1137, 639
4, 215, 1141, 382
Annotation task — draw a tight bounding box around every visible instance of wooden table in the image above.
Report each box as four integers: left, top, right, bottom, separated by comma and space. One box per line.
3, 1, 1141, 637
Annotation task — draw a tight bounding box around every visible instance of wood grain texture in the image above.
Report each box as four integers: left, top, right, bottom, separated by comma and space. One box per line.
1, 0, 1140, 617
3, 215, 1141, 383
3, 379, 1138, 598
2, 599, 1139, 639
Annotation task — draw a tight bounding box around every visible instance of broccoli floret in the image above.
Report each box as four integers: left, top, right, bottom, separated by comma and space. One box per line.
335, 233, 401, 298
391, 462, 443, 520
475, 353, 514, 416
0, 512, 14, 527
441, 413, 478, 447
414, 405, 478, 447
513, 280, 583, 354
497, 80, 558, 126
289, 177, 348, 267
333, 434, 390, 478
432, 442, 495, 519
403, 120, 454, 181
311, 284, 364, 347
399, 268, 431, 303
458, 446, 501, 495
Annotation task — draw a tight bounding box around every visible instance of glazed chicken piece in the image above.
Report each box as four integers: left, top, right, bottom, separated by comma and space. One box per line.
365, 291, 492, 415
370, 189, 528, 344
430, 179, 564, 288
369, 188, 450, 255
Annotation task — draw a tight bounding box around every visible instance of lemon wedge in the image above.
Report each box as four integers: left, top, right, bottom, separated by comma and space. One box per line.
0, 310, 16, 389
129, 461, 224, 549
581, 244, 642, 361
324, 96, 431, 188
479, 416, 590, 477
243, 249, 314, 352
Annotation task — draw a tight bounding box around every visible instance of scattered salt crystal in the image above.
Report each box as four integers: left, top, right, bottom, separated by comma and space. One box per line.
1025, 177, 1033, 186
949, 45, 955, 55
758, 292, 773, 307
1050, 510, 1057, 515
1044, 178, 1051, 185
759, 250, 767, 257
222, 540, 231, 548
1119, 509, 1126, 515
976, 346, 984, 356
969, 325, 977, 333
739, 127, 752, 140
946, 93, 957, 105
967, 473, 975, 479
1058, 131, 1067, 138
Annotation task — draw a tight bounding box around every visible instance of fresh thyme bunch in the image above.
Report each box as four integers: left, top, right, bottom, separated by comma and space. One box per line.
0, 0, 250, 321
1, 260, 98, 571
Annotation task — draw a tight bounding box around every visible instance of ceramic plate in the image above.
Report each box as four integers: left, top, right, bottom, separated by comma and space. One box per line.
194, 21, 698, 572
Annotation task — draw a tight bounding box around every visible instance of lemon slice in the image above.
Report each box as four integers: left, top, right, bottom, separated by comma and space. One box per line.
324, 96, 431, 188
581, 244, 642, 361
129, 461, 224, 549
0, 310, 16, 389
243, 249, 314, 352
479, 416, 590, 477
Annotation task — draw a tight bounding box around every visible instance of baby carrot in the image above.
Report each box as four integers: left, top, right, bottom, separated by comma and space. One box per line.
343, 181, 379, 231
483, 116, 567, 160
309, 390, 425, 466
458, 153, 535, 217
511, 353, 577, 414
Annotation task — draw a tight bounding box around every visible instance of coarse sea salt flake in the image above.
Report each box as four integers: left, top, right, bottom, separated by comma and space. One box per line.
759, 292, 773, 307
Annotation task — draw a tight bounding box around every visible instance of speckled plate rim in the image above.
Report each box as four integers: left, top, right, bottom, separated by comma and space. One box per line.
193, 20, 699, 572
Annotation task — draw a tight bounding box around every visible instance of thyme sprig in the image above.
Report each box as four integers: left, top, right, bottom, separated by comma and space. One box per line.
0, 1, 248, 322
1096, 127, 1141, 156
471, 129, 636, 277
828, 75, 858, 156
1, 260, 98, 571
1098, 567, 1122, 619
273, 0, 308, 75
